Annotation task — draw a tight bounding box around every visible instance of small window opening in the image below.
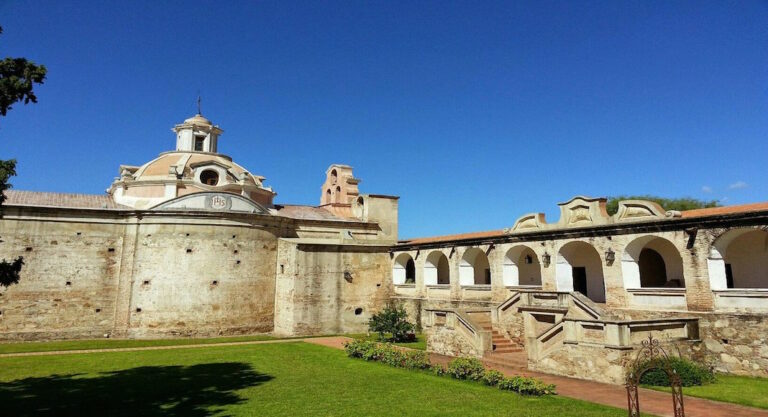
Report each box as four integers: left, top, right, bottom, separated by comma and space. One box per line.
65, 281, 72, 286
354, 308, 363, 315
280, 264, 284, 273
186, 248, 193, 253
95, 308, 101, 313
525, 255, 533, 264
76, 232, 82, 236
236, 260, 241, 265
200, 169, 219, 186
232, 235, 236, 239
185, 233, 190, 237
234, 250, 239, 254
143, 280, 150, 285
135, 307, 142, 313
25, 247, 33, 252
212, 280, 218, 285
194, 136, 205, 151
108, 248, 115, 253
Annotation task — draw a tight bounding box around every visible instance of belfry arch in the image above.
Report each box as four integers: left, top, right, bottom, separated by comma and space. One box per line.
556, 241, 606, 303
459, 248, 491, 286
622, 236, 685, 289
502, 245, 542, 287
709, 228, 768, 289
424, 251, 450, 285
393, 253, 416, 285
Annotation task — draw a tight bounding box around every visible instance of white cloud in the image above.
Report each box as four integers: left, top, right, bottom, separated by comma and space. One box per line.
719, 197, 730, 203
701, 186, 712, 193
728, 181, 748, 190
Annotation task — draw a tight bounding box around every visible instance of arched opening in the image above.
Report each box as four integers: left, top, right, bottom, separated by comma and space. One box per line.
392, 253, 415, 285
200, 169, 219, 186
556, 241, 606, 303
502, 246, 542, 287
710, 229, 768, 289
330, 169, 338, 184
460, 248, 491, 286
334, 186, 342, 203
623, 236, 685, 289
424, 251, 450, 285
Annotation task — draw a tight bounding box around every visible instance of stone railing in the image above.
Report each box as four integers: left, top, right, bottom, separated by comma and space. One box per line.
423, 308, 492, 358
626, 287, 687, 309
712, 288, 768, 312
562, 317, 700, 349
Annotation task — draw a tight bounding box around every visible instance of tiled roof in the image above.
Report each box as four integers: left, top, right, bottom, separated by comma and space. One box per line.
401, 229, 506, 245
3, 190, 128, 209
401, 202, 768, 245
680, 202, 768, 218
273, 204, 349, 221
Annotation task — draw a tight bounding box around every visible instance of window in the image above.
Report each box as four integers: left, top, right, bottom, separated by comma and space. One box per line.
200, 170, 219, 186
194, 136, 205, 151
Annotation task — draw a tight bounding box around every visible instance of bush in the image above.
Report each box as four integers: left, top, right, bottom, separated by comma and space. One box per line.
368, 304, 415, 342
343, 339, 429, 370
481, 369, 505, 386
345, 340, 556, 396
446, 358, 485, 381
498, 376, 557, 396
632, 357, 715, 387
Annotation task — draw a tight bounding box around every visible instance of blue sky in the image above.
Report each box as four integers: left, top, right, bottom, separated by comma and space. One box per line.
1, 1, 766, 238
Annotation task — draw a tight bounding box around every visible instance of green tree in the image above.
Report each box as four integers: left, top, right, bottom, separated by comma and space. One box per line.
0, 24, 46, 288
368, 303, 415, 342
605, 195, 720, 216
0, 26, 47, 116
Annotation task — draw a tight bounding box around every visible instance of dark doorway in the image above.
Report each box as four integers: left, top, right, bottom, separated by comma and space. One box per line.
639, 248, 667, 287
725, 263, 734, 289
572, 267, 587, 296
405, 258, 416, 283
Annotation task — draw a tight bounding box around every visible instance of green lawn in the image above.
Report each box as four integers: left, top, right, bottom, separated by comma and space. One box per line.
0, 341, 631, 417
0, 334, 277, 354
346, 332, 427, 350
647, 374, 768, 410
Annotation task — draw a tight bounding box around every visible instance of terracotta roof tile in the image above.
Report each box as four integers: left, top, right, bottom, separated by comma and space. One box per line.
3, 190, 128, 210
680, 202, 768, 218
274, 204, 348, 221
401, 229, 506, 245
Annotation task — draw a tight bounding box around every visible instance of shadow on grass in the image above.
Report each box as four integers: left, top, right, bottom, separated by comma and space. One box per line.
0, 362, 272, 417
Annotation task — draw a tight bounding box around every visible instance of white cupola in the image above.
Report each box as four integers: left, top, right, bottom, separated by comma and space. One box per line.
172, 113, 223, 153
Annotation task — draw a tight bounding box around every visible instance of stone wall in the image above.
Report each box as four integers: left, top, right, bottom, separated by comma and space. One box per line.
426, 323, 482, 358
273, 240, 392, 336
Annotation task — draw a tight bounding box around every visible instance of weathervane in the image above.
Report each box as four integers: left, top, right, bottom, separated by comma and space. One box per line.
196, 95, 202, 115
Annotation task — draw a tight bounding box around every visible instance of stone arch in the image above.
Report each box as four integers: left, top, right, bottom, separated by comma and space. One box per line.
556, 241, 606, 303
709, 228, 768, 289
502, 245, 542, 287
424, 251, 450, 285
622, 235, 685, 289
393, 253, 415, 285
460, 248, 491, 286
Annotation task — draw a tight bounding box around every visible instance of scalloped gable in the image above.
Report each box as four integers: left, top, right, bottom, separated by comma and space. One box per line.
150, 192, 269, 214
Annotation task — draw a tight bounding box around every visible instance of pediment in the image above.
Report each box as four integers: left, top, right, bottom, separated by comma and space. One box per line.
614, 200, 667, 222
150, 192, 269, 214
507, 213, 547, 233
556, 196, 610, 227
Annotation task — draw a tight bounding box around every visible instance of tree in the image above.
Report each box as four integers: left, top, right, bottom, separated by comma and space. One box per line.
605, 195, 720, 216
0, 26, 47, 117
0, 24, 45, 288
368, 303, 415, 342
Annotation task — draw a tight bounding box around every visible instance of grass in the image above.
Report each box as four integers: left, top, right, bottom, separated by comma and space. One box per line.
647, 374, 768, 410
0, 334, 277, 354
346, 333, 427, 350
0, 341, 631, 417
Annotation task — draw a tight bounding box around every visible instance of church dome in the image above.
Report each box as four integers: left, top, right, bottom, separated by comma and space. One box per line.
183, 114, 213, 126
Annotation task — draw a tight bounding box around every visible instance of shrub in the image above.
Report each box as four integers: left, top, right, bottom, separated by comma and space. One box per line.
344, 339, 429, 370
632, 357, 715, 387
481, 369, 505, 386
498, 376, 557, 396
431, 364, 446, 376
368, 303, 415, 342
446, 357, 485, 381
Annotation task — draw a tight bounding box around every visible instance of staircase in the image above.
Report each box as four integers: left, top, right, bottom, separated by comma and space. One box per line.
469, 313, 523, 354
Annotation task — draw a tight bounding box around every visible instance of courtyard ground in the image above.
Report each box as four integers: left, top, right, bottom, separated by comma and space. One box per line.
0, 340, 630, 417
647, 374, 768, 410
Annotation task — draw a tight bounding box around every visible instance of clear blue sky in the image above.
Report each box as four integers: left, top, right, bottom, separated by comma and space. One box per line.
1, 1, 766, 238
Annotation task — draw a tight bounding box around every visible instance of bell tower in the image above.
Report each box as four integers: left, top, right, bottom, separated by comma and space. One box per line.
172, 111, 223, 153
